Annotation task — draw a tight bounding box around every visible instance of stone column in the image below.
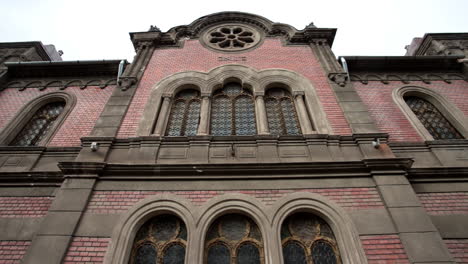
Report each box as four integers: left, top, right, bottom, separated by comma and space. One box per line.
294, 92, 314, 135
197, 95, 211, 136
153, 96, 171, 136
255, 95, 269, 135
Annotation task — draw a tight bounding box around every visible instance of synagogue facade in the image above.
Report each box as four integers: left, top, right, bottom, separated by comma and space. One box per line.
0, 12, 467, 264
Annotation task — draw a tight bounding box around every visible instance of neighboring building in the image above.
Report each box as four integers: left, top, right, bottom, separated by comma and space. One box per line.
0, 12, 467, 264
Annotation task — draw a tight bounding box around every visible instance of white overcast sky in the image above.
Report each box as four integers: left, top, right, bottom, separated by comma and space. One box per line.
2, 0, 467, 61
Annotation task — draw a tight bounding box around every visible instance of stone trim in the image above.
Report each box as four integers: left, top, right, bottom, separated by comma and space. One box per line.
137, 64, 331, 136
392, 86, 468, 141
0, 91, 77, 146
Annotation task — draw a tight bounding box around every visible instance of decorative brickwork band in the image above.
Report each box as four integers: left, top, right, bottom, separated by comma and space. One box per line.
0, 240, 31, 264
361, 235, 410, 264
63, 237, 110, 264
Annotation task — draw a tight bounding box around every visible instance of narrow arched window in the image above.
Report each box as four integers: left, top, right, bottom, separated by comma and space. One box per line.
211, 83, 256, 136
281, 213, 341, 264
166, 89, 201, 136
10, 101, 66, 146
404, 96, 463, 140
205, 214, 264, 264
130, 214, 187, 264
265, 88, 301, 135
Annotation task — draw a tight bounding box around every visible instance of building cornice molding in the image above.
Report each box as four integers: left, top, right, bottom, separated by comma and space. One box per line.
414, 33, 468, 56
0, 41, 53, 61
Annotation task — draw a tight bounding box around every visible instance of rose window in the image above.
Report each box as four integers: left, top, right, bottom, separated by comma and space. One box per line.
204, 25, 261, 51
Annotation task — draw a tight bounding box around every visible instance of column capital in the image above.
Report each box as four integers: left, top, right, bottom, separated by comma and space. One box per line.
201, 92, 211, 98
292, 91, 305, 97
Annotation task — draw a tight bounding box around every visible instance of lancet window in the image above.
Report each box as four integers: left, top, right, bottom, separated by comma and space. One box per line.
130, 215, 187, 264
281, 213, 341, 264
404, 96, 463, 140
264, 88, 301, 135
166, 89, 201, 136
205, 214, 264, 264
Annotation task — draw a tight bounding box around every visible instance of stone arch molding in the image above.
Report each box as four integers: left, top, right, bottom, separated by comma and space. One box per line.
393, 86, 468, 140
104, 192, 367, 264
137, 64, 332, 136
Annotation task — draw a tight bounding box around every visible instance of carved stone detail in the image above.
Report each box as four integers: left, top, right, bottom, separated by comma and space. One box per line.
350, 72, 467, 84
117, 76, 137, 91
2, 78, 117, 91
328, 73, 348, 86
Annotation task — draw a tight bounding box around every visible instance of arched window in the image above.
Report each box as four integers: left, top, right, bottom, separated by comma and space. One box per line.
166, 89, 201, 136
130, 214, 187, 264
205, 214, 264, 264
210, 83, 256, 136
404, 96, 463, 140
265, 88, 301, 135
9, 101, 66, 146
281, 213, 341, 264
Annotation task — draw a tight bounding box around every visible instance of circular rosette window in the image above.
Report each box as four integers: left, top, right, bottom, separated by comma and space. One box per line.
203, 24, 262, 52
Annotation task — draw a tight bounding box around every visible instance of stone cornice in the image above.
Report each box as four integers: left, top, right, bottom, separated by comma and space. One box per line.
415, 33, 468, 56
0, 41, 53, 61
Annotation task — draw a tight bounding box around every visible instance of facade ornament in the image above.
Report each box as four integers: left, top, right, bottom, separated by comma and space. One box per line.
149, 25, 161, 32
306, 22, 316, 29
328, 72, 348, 87
136, 41, 153, 52
118, 76, 137, 91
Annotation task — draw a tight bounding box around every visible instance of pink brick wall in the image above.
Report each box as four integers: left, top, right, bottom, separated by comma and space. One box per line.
361, 235, 410, 264
445, 239, 468, 264
63, 237, 110, 264
354, 80, 468, 142
0, 241, 31, 264
86, 188, 383, 214
0, 197, 53, 218
417, 192, 468, 215
0, 86, 114, 147
117, 38, 351, 138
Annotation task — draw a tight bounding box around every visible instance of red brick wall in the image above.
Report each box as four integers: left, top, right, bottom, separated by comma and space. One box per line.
361, 235, 410, 264
63, 237, 110, 264
445, 239, 468, 264
354, 80, 468, 142
417, 192, 468, 215
0, 240, 31, 264
0, 86, 114, 147
117, 38, 351, 138
0, 196, 53, 218
86, 187, 383, 214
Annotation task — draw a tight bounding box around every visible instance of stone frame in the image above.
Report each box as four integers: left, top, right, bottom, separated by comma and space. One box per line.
393, 86, 468, 141
137, 64, 332, 137
0, 91, 76, 146
104, 192, 367, 264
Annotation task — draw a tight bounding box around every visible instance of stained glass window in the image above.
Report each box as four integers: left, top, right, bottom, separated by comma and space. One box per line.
211, 83, 256, 136
405, 96, 463, 140
281, 213, 341, 264
265, 88, 301, 135
166, 89, 201, 136
10, 101, 66, 146
130, 215, 187, 264
205, 214, 264, 264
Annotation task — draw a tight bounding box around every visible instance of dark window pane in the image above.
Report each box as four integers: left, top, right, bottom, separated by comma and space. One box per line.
405, 96, 463, 140
152, 215, 179, 241
265, 88, 301, 136
224, 83, 242, 96
311, 241, 337, 264
211, 96, 232, 136
163, 244, 185, 264
219, 214, 248, 241
135, 222, 151, 242
266, 98, 282, 135
166, 101, 186, 136
11, 101, 65, 146
134, 244, 156, 264
178, 222, 187, 240
283, 241, 307, 264
237, 243, 260, 264
185, 100, 200, 136
207, 244, 230, 264
249, 223, 263, 242
281, 99, 300, 135
235, 96, 256, 135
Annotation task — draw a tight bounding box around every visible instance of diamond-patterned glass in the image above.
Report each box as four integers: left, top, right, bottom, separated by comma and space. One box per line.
210, 83, 256, 136
130, 215, 186, 264
405, 96, 463, 140
265, 88, 301, 135
235, 96, 256, 135
282, 213, 340, 264
10, 101, 65, 146
205, 214, 263, 264
166, 90, 200, 136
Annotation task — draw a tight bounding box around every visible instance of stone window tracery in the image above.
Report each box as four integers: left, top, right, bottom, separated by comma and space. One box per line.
404, 96, 463, 140
281, 213, 341, 264
205, 214, 264, 264
265, 88, 301, 135
202, 24, 261, 52
210, 83, 256, 136
130, 215, 187, 264
10, 101, 65, 146
166, 89, 201, 136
